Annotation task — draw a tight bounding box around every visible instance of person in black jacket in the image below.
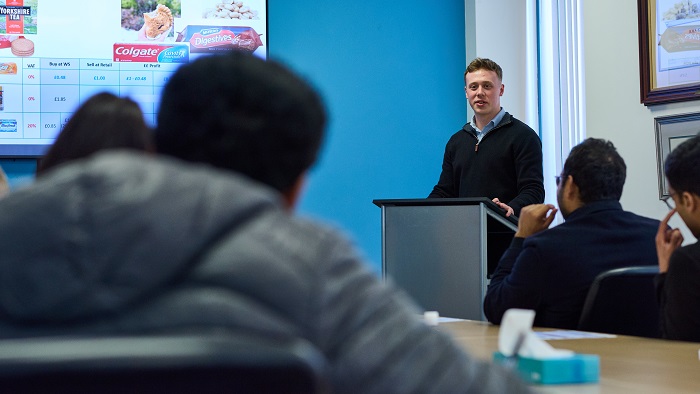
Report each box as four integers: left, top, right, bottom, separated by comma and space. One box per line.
429, 57, 544, 217
484, 138, 660, 329
655, 134, 700, 342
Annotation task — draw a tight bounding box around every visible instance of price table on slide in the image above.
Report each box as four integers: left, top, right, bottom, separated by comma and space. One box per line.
0, 57, 181, 140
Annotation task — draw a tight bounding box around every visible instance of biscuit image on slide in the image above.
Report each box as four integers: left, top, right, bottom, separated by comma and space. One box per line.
142, 4, 173, 40
11, 36, 33, 57
121, 1, 181, 42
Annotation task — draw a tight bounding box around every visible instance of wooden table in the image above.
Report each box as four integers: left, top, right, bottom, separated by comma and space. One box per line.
438, 320, 700, 393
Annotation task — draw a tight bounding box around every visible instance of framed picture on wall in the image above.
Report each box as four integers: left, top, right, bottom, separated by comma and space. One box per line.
655, 112, 700, 197
638, 0, 700, 105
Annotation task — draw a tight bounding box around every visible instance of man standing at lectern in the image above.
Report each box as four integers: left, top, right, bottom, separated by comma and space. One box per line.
428, 58, 544, 217
483, 138, 661, 329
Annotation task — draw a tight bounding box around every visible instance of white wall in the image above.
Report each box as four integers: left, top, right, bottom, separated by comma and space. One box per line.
583, 0, 695, 242
472, 0, 537, 128
470, 0, 694, 242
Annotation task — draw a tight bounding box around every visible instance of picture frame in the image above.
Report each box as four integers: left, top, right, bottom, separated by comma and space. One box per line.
655, 112, 700, 197
638, 0, 700, 105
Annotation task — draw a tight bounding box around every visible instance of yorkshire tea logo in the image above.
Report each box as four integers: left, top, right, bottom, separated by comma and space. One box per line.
0, 0, 37, 35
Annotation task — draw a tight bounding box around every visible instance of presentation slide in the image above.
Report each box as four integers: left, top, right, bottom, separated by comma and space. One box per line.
0, 0, 267, 156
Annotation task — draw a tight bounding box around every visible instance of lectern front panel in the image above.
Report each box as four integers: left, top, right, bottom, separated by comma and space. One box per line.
382, 204, 484, 320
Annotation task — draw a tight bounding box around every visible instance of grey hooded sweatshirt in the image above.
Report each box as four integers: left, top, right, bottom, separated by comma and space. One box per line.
0, 152, 531, 394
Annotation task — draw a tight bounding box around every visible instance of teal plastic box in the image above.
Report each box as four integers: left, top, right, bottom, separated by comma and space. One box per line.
493, 352, 599, 384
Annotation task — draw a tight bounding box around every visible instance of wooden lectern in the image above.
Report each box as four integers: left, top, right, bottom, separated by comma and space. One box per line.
373, 198, 517, 321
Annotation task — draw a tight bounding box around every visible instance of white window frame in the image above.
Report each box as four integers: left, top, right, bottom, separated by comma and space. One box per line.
538, 0, 586, 208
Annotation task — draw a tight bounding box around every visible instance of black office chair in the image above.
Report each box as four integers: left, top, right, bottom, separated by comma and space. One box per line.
0, 333, 330, 394
578, 266, 661, 338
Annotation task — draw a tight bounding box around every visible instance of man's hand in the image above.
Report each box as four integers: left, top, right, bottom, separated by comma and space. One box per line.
656, 209, 684, 273
514, 204, 557, 238
492, 198, 515, 217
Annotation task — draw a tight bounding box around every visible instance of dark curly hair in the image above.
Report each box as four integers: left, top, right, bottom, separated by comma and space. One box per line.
562, 138, 626, 203
665, 133, 700, 196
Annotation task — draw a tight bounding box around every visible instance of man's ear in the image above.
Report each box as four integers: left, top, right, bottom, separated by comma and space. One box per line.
565, 175, 578, 197
282, 173, 307, 211
681, 191, 699, 213
564, 175, 585, 208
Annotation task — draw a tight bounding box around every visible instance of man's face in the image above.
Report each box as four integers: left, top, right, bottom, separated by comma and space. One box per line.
464, 69, 504, 121
668, 186, 700, 238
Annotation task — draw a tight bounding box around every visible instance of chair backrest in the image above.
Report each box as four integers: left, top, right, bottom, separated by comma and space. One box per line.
0, 333, 330, 394
578, 266, 661, 338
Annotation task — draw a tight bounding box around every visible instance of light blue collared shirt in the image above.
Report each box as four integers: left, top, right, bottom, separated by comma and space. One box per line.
471, 107, 505, 142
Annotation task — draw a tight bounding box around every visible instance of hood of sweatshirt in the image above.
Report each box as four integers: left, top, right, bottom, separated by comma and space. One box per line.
0, 151, 280, 324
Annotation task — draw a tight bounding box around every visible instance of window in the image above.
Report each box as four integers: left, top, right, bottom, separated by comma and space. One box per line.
538, 0, 586, 208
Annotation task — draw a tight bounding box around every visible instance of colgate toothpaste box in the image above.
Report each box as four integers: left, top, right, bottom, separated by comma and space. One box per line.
113, 43, 189, 63
176, 25, 263, 53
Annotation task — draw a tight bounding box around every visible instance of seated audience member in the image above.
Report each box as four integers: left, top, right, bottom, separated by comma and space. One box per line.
655, 134, 700, 342
0, 52, 531, 393
37, 92, 153, 175
484, 138, 661, 329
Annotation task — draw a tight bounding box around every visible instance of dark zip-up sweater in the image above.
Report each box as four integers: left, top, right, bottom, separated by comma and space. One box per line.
428, 113, 544, 216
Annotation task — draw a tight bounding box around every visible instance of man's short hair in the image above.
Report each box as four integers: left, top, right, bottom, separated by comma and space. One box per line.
665, 133, 700, 196
562, 138, 626, 203
464, 57, 503, 84
155, 51, 326, 193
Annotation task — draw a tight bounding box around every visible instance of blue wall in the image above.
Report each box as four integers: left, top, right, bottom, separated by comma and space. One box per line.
1, 1, 467, 273
268, 1, 467, 272
0, 158, 36, 190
